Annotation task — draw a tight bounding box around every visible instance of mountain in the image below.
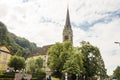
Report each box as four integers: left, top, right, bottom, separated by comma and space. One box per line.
0, 21, 38, 59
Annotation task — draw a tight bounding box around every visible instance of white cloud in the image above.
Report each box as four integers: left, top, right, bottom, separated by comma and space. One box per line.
83, 18, 120, 75
72, 17, 120, 75
0, 0, 120, 75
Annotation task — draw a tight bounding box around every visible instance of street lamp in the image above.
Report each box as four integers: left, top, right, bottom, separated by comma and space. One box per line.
114, 42, 120, 46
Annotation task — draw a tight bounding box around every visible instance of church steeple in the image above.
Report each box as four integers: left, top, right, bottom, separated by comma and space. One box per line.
65, 8, 71, 27
63, 7, 73, 43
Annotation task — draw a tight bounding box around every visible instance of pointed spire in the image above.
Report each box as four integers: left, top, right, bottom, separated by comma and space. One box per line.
65, 7, 71, 28
63, 6, 73, 44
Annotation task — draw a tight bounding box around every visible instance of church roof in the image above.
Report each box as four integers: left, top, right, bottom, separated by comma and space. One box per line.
28, 44, 53, 57
65, 8, 71, 28
39, 45, 53, 55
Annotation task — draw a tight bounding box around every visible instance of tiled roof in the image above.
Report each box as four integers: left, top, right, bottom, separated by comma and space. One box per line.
29, 44, 53, 57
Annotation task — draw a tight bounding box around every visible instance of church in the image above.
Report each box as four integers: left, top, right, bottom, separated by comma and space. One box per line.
63, 8, 73, 43
27, 7, 74, 77
30, 7, 73, 57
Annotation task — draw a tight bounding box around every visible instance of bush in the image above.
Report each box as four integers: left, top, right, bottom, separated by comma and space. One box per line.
0, 78, 14, 80
0, 72, 15, 78
31, 78, 38, 80
52, 77, 60, 80
0, 70, 5, 75
51, 71, 62, 78
32, 70, 46, 80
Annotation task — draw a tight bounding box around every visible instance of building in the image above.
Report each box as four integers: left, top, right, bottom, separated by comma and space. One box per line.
63, 8, 73, 43
28, 8, 73, 76
29, 7, 73, 59
29, 7, 73, 57
0, 46, 11, 71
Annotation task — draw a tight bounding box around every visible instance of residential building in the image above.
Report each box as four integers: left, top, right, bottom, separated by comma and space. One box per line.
0, 46, 11, 71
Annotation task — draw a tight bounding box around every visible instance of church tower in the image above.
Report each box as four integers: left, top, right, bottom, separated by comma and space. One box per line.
63, 8, 73, 43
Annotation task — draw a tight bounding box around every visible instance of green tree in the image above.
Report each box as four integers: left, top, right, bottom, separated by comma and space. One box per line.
26, 57, 45, 80
47, 41, 73, 78
80, 41, 107, 80
35, 57, 43, 72
8, 55, 25, 71
113, 66, 120, 80
26, 57, 43, 74
63, 48, 84, 79
26, 58, 36, 73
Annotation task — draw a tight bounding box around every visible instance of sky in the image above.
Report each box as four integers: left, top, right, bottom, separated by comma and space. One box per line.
0, 0, 120, 75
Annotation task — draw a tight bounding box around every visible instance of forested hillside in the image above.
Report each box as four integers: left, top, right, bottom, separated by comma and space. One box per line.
0, 21, 38, 59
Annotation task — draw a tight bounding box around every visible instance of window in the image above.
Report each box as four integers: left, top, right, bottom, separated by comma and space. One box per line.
0, 51, 1, 56
64, 36, 69, 40
2, 60, 6, 64
4, 53, 7, 58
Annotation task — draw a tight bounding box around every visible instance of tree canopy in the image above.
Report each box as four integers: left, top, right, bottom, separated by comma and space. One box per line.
80, 41, 107, 80
8, 55, 25, 71
47, 41, 84, 79
47, 42, 74, 77
113, 66, 120, 80
63, 48, 84, 75
47, 41, 107, 80
26, 56, 43, 74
